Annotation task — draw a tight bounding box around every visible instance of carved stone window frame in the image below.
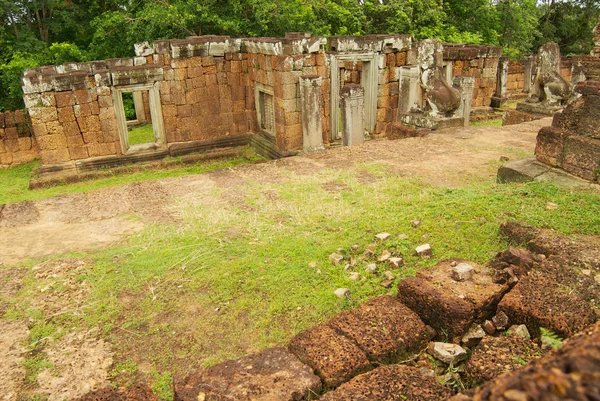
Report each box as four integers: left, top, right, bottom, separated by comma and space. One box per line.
255, 83, 275, 138
112, 82, 166, 154
329, 52, 379, 140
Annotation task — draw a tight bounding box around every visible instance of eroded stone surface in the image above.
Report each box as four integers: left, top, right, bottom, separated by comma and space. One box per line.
327, 296, 434, 364
465, 333, 546, 385
175, 347, 321, 401
288, 325, 371, 388
397, 259, 508, 339
320, 364, 453, 401
450, 320, 600, 401
75, 384, 158, 401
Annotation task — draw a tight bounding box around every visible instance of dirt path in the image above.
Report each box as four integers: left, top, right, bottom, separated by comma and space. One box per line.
0, 119, 548, 266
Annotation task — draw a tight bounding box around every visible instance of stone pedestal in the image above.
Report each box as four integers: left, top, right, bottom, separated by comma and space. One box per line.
340, 84, 365, 146
299, 75, 324, 152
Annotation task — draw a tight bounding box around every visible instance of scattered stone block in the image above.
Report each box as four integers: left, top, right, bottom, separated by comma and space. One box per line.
377, 251, 391, 262
349, 272, 360, 281
489, 247, 533, 274
329, 253, 344, 265
388, 257, 404, 268
450, 321, 600, 401
411, 219, 421, 228
334, 288, 351, 298
364, 263, 378, 273
175, 347, 321, 401
461, 324, 486, 347
482, 320, 496, 335
428, 342, 467, 365
451, 263, 474, 282
509, 324, 531, 339
397, 259, 508, 339
415, 244, 432, 257
465, 333, 546, 385
288, 324, 371, 388
375, 232, 391, 241
320, 365, 452, 401
327, 296, 434, 364
492, 311, 509, 331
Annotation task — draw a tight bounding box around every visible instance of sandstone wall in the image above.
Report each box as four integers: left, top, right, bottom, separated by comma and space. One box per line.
444, 44, 503, 108
506, 57, 574, 99
0, 110, 38, 166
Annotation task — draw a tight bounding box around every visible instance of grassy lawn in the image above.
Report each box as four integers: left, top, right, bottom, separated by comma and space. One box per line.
0, 149, 263, 205
128, 123, 155, 146
3, 158, 600, 396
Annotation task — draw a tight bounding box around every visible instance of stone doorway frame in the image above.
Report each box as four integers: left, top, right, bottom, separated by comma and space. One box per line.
112, 82, 166, 154
329, 52, 379, 141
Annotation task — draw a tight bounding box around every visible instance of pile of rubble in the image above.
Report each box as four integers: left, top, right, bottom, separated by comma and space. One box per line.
77, 222, 600, 400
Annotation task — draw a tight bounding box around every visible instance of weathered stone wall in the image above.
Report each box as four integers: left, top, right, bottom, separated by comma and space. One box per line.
506, 57, 574, 99
12, 35, 523, 170
443, 44, 502, 108
0, 109, 38, 166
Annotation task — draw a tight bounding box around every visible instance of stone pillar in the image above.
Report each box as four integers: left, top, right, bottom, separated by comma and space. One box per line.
299, 75, 324, 152
340, 84, 364, 146
491, 56, 509, 108
132, 91, 146, 122
398, 66, 420, 114
523, 55, 534, 93
453, 76, 475, 127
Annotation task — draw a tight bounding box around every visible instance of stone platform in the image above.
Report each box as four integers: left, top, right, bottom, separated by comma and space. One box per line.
496, 157, 596, 188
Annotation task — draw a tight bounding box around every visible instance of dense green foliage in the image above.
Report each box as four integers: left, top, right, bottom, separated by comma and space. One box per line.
1, 0, 598, 110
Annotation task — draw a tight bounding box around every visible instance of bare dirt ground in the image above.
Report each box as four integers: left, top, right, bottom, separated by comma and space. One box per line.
0, 119, 547, 400
0, 119, 546, 267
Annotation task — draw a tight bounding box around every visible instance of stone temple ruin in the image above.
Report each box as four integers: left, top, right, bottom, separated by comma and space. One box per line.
0, 32, 598, 188
4, 33, 504, 181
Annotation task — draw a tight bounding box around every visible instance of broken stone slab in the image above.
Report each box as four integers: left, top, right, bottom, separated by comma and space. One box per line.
327, 296, 435, 364
415, 244, 432, 257
175, 347, 321, 401
449, 321, 600, 401
497, 157, 593, 187
397, 259, 508, 339
497, 263, 598, 338
320, 364, 451, 401
464, 332, 546, 385
461, 324, 486, 347
428, 342, 467, 365
451, 263, 474, 282
288, 324, 371, 388
76, 384, 159, 401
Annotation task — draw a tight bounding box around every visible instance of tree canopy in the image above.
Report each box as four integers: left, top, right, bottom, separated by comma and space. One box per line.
1, 0, 598, 110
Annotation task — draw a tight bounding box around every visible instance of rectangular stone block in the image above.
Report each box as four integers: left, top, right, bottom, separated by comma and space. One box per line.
561, 135, 600, 181
535, 127, 567, 167
58, 107, 76, 123
40, 148, 70, 164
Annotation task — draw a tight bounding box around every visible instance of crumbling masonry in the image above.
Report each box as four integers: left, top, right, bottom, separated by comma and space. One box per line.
2, 34, 505, 173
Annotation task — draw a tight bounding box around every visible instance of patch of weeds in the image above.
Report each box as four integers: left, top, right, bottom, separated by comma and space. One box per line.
471, 119, 502, 127
513, 356, 528, 366
110, 359, 139, 386
540, 327, 563, 349
24, 394, 49, 401
29, 321, 57, 346
23, 352, 54, 384
150, 371, 174, 401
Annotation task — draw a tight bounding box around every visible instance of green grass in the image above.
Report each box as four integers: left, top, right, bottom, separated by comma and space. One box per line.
127, 124, 155, 146
0, 150, 263, 205
471, 118, 503, 127
4, 164, 599, 384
